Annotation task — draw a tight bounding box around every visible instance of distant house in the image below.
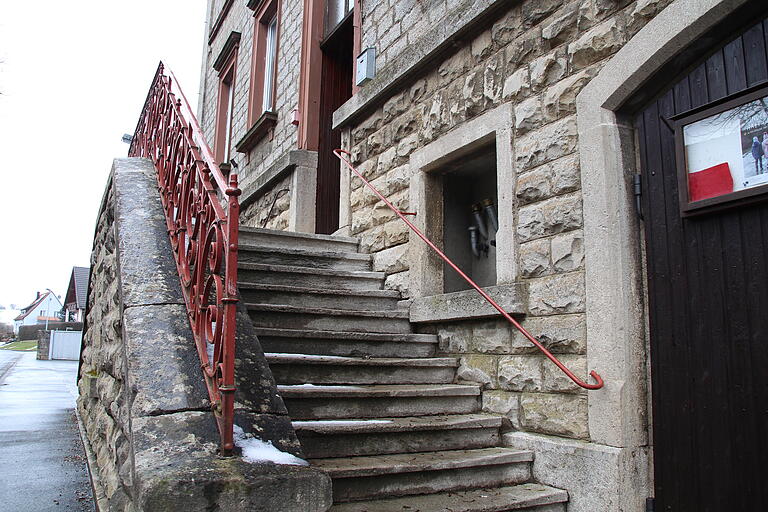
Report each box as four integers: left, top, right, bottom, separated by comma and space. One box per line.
64, 267, 90, 322
13, 291, 63, 334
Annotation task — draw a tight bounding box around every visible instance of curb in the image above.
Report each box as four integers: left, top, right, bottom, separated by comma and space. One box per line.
75, 406, 109, 512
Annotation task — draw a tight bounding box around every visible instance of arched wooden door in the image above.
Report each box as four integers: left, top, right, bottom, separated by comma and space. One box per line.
635, 17, 768, 511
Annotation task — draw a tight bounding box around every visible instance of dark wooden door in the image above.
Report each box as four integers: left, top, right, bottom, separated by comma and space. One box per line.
316, 16, 353, 234
635, 18, 768, 512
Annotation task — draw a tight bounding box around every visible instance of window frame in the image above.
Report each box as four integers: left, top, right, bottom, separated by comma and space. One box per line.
673, 82, 768, 216
247, 0, 281, 126
212, 32, 241, 165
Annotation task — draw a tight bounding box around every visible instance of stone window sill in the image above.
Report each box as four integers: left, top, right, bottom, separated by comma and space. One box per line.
235, 111, 278, 153
409, 283, 528, 323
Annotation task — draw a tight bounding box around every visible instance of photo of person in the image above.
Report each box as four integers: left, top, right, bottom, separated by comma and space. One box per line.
740, 99, 768, 180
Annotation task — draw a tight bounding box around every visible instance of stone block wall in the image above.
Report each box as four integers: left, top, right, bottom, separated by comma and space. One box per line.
344, 0, 674, 442
77, 159, 331, 511
241, 173, 292, 230
77, 179, 131, 507
200, 0, 306, 229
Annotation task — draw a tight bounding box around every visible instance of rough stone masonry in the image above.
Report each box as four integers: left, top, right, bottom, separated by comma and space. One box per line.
335, 0, 671, 443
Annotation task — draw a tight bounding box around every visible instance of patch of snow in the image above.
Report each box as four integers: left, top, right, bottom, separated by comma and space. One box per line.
266, 353, 350, 360
233, 425, 308, 466
284, 384, 366, 390
293, 420, 393, 426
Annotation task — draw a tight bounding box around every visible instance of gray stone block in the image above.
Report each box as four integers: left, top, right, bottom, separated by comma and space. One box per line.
123, 304, 209, 417
410, 284, 528, 323
132, 412, 331, 512
112, 158, 185, 308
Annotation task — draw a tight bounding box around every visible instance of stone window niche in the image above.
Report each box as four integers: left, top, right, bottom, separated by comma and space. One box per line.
441, 146, 498, 293
409, 104, 526, 323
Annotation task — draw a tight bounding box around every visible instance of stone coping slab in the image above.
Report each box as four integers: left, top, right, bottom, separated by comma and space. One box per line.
410, 283, 528, 323
240, 149, 318, 208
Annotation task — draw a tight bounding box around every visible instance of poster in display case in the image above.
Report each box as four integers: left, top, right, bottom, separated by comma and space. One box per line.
675, 85, 768, 215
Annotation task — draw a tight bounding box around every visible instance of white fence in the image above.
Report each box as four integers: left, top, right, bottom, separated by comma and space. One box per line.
49, 330, 82, 360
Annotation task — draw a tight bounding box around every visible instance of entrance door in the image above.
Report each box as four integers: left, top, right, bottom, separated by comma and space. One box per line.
315, 15, 353, 234
635, 18, 768, 511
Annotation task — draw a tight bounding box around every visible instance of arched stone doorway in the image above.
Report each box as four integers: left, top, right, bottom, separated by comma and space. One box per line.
577, 0, 766, 509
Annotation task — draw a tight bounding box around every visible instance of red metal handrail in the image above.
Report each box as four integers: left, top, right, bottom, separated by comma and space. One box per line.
334, 149, 603, 390
130, 62, 240, 453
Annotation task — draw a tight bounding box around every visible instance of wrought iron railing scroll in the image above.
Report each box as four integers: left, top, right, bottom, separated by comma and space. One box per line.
130, 62, 240, 453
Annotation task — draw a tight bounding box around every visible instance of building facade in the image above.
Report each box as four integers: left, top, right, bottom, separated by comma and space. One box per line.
13, 290, 63, 334
64, 266, 90, 322
199, 0, 768, 509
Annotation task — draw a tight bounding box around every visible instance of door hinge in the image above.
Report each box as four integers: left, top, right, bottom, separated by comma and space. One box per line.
634, 173, 643, 220
646, 497, 655, 512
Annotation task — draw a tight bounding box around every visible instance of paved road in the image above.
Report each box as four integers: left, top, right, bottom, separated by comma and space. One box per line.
0, 351, 93, 511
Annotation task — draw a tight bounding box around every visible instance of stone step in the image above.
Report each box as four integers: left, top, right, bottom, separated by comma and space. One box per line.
238, 244, 372, 272
266, 353, 458, 385
239, 283, 401, 311
254, 328, 438, 358
329, 483, 568, 512
293, 413, 502, 458
239, 226, 360, 253
238, 262, 384, 291
309, 447, 533, 503
278, 384, 482, 420
246, 304, 412, 334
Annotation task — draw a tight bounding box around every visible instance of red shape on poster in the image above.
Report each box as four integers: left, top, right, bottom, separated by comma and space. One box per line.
688, 162, 733, 202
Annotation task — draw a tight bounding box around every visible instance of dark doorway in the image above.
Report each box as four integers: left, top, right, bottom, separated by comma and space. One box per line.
315, 13, 353, 234
635, 17, 768, 512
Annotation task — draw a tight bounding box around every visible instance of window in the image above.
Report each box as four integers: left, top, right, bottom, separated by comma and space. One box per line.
236, 0, 281, 153
212, 32, 241, 164
325, 0, 354, 36
674, 84, 768, 215
221, 69, 235, 162
262, 15, 278, 113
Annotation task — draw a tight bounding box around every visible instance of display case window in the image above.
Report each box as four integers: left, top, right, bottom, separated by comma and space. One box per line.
675, 84, 768, 215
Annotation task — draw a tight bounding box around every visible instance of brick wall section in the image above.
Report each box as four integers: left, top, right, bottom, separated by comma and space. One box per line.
347, 0, 673, 440
200, 0, 304, 228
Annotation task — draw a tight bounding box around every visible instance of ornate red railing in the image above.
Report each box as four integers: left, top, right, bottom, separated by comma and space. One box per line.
130, 62, 240, 453
334, 149, 604, 390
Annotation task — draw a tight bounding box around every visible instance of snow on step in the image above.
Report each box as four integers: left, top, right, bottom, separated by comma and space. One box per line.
233, 425, 308, 466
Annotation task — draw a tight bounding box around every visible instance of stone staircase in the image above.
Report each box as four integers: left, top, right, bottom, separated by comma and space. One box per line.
237, 226, 568, 512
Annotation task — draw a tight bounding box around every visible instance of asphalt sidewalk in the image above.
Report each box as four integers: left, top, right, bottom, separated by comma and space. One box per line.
0, 350, 94, 511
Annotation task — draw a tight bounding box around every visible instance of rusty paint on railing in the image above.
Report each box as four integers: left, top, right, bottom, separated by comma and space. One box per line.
130, 62, 240, 453
334, 149, 604, 390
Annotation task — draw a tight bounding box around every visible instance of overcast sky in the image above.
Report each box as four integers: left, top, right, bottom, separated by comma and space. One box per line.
0, 1, 207, 309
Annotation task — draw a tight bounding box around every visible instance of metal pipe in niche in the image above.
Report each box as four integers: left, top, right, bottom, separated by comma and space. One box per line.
471, 203, 489, 239
468, 226, 482, 257
481, 198, 498, 234
468, 199, 498, 256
